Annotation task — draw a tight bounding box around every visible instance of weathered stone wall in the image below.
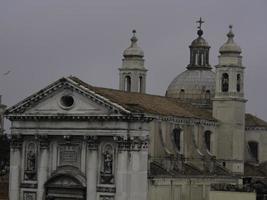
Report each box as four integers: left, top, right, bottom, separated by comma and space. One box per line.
148, 178, 238, 200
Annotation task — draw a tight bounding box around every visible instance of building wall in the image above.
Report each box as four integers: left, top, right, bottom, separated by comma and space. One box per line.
149, 119, 216, 170
209, 191, 256, 200
213, 100, 245, 173
9, 119, 150, 200
245, 129, 267, 163
148, 178, 239, 200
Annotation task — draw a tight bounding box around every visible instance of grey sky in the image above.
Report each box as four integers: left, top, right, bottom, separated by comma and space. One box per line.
0, 0, 267, 120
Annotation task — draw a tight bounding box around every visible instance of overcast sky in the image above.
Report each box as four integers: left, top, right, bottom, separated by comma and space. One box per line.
0, 0, 267, 121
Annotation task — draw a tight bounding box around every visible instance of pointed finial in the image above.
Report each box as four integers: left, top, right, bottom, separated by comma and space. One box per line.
227, 25, 234, 39
130, 29, 138, 45
196, 17, 204, 37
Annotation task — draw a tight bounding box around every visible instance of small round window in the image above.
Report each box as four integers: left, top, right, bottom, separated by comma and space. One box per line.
60, 95, 74, 108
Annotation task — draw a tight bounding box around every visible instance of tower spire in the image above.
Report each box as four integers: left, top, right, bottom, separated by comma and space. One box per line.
213, 26, 246, 174
119, 30, 147, 93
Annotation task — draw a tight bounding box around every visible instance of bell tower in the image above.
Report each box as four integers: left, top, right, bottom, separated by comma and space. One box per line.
213, 25, 246, 174
119, 30, 147, 93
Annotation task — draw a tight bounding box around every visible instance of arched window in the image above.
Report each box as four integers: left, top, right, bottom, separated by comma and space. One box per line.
221, 73, 229, 92
248, 141, 258, 162
173, 128, 181, 151
237, 74, 241, 92
205, 90, 211, 99
139, 76, 143, 93
198, 53, 202, 65
179, 89, 185, 99
125, 76, 131, 92
204, 131, 212, 151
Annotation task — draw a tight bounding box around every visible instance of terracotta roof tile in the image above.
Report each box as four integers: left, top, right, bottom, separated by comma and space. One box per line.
69, 76, 215, 121
245, 113, 267, 128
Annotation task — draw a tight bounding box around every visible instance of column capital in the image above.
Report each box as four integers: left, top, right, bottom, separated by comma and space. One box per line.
115, 136, 149, 152
85, 136, 99, 150
39, 135, 49, 149
10, 134, 23, 150
129, 136, 149, 151
114, 136, 129, 152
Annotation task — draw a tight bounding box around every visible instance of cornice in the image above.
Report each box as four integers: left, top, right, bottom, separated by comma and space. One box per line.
6, 114, 154, 122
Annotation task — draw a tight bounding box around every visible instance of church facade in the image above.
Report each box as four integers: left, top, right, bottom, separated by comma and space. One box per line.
5, 21, 267, 200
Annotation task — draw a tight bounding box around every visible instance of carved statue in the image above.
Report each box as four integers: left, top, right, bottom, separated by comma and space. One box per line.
103, 150, 113, 174
24, 143, 37, 180
100, 145, 114, 184
26, 149, 36, 171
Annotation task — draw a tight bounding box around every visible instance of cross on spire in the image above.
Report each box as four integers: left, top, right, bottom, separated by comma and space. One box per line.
196, 17, 204, 30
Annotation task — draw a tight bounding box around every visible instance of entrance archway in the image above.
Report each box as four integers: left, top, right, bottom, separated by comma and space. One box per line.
45, 165, 86, 200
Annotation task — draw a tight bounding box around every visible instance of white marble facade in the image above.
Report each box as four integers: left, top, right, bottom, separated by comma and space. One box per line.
6, 78, 149, 200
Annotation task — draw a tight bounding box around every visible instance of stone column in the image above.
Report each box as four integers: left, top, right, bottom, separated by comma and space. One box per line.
116, 138, 129, 200
86, 136, 98, 200
9, 135, 22, 200
37, 136, 49, 200
128, 138, 148, 200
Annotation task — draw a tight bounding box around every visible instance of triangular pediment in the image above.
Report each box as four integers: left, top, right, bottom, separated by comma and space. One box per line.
25, 88, 112, 115
5, 77, 131, 116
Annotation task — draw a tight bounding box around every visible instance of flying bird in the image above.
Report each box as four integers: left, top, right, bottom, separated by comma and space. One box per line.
3, 70, 11, 75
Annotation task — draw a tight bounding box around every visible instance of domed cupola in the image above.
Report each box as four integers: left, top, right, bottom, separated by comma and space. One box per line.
123, 30, 144, 58
219, 25, 241, 54
166, 18, 215, 107
187, 18, 211, 70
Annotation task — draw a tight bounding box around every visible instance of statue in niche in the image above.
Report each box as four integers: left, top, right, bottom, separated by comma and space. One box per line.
103, 150, 113, 174
100, 144, 114, 184
24, 143, 37, 180
26, 149, 36, 171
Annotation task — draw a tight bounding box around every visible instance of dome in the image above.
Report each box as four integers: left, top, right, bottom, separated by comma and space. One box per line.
123, 46, 144, 57
123, 30, 144, 57
191, 36, 209, 47
219, 25, 241, 54
166, 69, 215, 102
165, 18, 215, 106
219, 41, 241, 54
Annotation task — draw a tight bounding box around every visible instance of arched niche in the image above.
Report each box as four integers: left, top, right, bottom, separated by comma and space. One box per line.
45, 165, 86, 200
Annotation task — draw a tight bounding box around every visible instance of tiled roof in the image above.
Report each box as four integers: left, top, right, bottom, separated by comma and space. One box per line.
245, 113, 267, 128
69, 76, 215, 121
